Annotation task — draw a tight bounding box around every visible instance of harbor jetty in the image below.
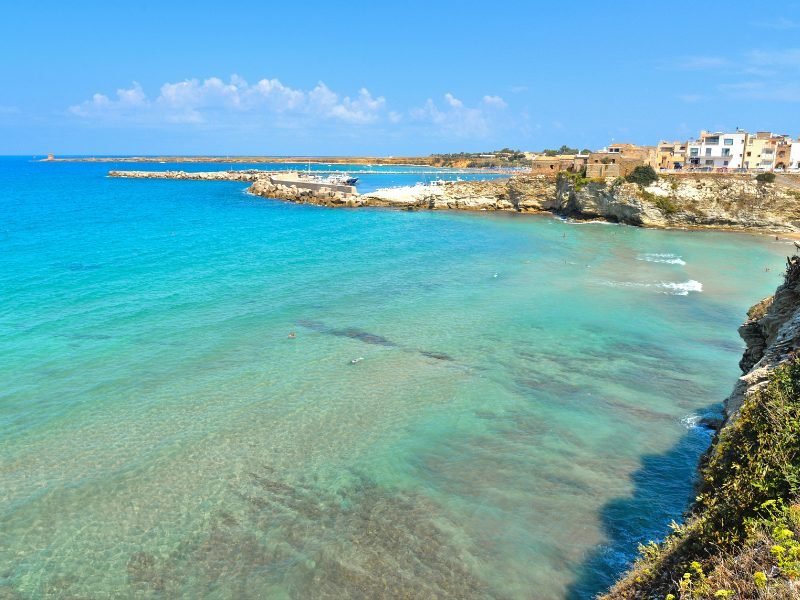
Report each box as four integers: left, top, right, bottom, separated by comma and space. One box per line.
110, 169, 361, 205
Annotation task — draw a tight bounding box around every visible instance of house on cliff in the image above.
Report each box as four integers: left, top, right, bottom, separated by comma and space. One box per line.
529, 153, 589, 175
687, 130, 746, 170
585, 143, 657, 177
790, 138, 800, 170
656, 140, 687, 170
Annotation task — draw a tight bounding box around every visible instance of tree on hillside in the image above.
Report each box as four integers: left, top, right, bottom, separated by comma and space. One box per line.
625, 165, 658, 187
756, 172, 776, 183
542, 145, 579, 156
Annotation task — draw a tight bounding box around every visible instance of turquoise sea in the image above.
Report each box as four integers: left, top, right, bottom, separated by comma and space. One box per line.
0, 157, 791, 599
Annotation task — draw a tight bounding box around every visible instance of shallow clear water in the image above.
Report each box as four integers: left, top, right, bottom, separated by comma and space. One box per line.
0, 157, 790, 598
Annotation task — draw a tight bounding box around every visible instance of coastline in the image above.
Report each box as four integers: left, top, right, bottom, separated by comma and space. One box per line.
108, 169, 800, 236
44, 155, 465, 168
5, 157, 796, 598
604, 255, 800, 599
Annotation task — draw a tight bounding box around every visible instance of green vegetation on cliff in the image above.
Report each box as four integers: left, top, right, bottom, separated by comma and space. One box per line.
428, 149, 530, 168
756, 172, 777, 184
625, 165, 659, 187
605, 353, 800, 599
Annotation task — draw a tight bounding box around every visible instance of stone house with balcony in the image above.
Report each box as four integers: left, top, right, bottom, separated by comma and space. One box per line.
775, 142, 791, 170
744, 132, 775, 170
772, 136, 795, 170
656, 141, 687, 170
743, 132, 794, 170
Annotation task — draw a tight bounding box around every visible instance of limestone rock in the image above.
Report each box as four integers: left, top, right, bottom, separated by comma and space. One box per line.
726, 259, 800, 417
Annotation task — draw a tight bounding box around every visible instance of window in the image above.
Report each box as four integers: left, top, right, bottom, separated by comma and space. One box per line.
724, 138, 734, 145
705, 148, 712, 156
747, 151, 752, 157
724, 160, 729, 166
722, 148, 731, 157
706, 137, 719, 145
690, 148, 699, 157
705, 160, 714, 165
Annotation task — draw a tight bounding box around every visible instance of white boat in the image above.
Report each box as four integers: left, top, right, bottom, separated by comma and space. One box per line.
301, 172, 358, 186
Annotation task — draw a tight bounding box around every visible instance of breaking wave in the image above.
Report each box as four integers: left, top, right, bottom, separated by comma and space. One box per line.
602, 279, 703, 295
637, 253, 686, 266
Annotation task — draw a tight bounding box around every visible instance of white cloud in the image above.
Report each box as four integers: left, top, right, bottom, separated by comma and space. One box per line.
69, 76, 387, 125
745, 48, 800, 69
326, 86, 386, 124
719, 80, 800, 102
69, 77, 514, 139
754, 17, 800, 30
251, 78, 305, 111
409, 93, 496, 137
70, 82, 148, 117
674, 56, 729, 70
482, 95, 507, 109
444, 93, 463, 109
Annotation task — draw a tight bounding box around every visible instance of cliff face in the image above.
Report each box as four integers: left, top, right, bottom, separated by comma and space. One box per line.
550, 178, 663, 225
604, 258, 800, 599
357, 176, 556, 211
726, 257, 800, 416
554, 175, 800, 232
361, 174, 800, 233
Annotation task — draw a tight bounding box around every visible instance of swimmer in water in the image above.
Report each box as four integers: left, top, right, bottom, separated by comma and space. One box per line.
288, 332, 296, 339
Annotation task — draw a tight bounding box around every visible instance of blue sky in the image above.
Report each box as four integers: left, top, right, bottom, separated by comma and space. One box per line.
1, 1, 799, 155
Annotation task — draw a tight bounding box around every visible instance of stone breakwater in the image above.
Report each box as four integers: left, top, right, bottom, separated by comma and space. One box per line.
108, 170, 800, 234
109, 169, 264, 182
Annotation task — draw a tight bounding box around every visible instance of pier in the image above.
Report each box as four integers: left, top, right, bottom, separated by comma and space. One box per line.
109, 169, 361, 205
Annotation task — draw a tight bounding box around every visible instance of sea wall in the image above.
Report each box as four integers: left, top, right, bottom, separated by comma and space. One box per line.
109, 170, 263, 182
603, 257, 800, 599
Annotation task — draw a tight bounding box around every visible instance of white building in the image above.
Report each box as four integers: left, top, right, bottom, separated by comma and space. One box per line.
687, 130, 747, 170
790, 140, 800, 170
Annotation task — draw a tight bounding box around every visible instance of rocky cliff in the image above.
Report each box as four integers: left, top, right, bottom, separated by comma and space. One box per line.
557, 174, 800, 232
603, 257, 800, 599
108, 170, 800, 234
360, 173, 800, 234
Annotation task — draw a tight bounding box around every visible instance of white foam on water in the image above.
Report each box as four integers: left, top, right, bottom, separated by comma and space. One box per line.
637, 253, 687, 266
681, 414, 702, 429
658, 280, 702, 295
564, 218, 619, 225
600, 279, 703, 295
